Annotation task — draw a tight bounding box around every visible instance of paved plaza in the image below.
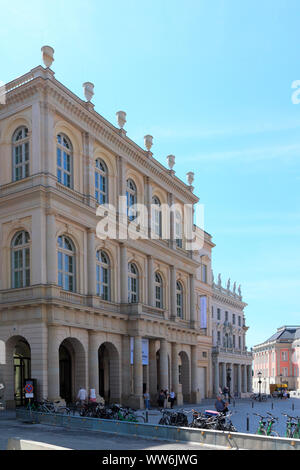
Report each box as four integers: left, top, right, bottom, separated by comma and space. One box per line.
1, 398, 300, 450
145, 398, 300, 436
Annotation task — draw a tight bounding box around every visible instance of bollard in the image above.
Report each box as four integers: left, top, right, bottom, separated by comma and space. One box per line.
292, 403, 295, 411
252, 401, 254, 409
246, 415, 250, 432
146, 411, 149, 423
271, 402, 274, 410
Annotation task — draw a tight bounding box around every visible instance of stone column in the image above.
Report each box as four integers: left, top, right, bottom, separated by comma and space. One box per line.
133, 336, 144, 409
87, 229, 96, 295
144, 176, 153, 239
247, 365, 253, 393
160, 339, 169, 390
48, 327, 61, 402
46, 211, 57, 285
189, 274, 196, 328
149, 340, 157, 402
120, 243, 128, 303
89, 333, 101, 400
243, 365, 247, 393
43, 102, 56, 182
168, 193, 176, 249
191, 345, 201, 403
237, 364, 242, 397
170, 265, 177, 319
222, 363, 227, 389
171, 342, 183, 405
122, 336, 131, 404
213, 360, 219, 396
147, 255, 154, 306
31, 208, 46, 285
230, 364, 234, 398
31, 100, 42, 175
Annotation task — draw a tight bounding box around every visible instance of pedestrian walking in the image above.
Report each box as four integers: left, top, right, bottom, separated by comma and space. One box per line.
169, 390, 176, 409
77, 386, 87, 405
89, 388, 97, 403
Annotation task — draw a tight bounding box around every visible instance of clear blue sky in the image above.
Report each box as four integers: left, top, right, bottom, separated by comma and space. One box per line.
1, 0, 300, 347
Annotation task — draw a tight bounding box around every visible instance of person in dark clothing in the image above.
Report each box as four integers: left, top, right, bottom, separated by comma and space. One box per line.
157, 389, 165, 408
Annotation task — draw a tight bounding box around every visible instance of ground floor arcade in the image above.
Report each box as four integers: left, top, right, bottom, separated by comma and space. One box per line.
212, 357, 253, 397
0, 322, 204, 409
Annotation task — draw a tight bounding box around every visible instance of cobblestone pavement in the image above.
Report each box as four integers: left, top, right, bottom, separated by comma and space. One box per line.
144, 398, 300, 436
0, 411, 214, 450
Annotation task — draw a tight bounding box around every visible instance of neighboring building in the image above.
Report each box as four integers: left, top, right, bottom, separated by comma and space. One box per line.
211, 275, 252, 397
253, 326, 300, 394
194, 226, 215, 399
0, 49, 213, 408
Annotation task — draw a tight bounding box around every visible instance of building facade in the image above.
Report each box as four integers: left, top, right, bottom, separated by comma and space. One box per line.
211, 275, 252, 397
253, 326, 300, 394
0, 52, 215, 408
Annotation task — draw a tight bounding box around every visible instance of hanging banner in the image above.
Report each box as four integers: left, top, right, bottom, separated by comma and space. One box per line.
200, 296, 207, 328
130, 337, 149, 365
142, 338, 149, 366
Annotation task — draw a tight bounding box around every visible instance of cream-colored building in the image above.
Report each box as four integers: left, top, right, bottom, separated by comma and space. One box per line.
0, 50, 214, 408
211, 275, 252, 397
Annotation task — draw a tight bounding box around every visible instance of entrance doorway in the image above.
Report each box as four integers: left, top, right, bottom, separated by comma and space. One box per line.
59, 344, 72, 403
14, 340, 31, 407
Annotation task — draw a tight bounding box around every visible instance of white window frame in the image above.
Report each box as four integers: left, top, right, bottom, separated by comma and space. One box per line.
11, 231, 30, 288
95, 159, 108, 205
12, 127, 30, 182
57, 134, 73, 189
57, 235, 76, 292
96, 250, 111, 300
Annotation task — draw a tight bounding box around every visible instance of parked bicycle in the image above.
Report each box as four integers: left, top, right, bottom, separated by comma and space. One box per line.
254, 412, 279, 437
282, 413, 300, 439
158, 409, 188, 427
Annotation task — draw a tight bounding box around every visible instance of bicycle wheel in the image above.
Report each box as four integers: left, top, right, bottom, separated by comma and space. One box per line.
57, 407, 71, 415
269, 431, 279, 437
159, 417, 168, 425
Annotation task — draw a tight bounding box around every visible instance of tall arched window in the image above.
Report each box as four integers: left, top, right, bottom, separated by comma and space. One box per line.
95, 159, 108, 205
57, 134, 73, 188
155, 272, 163, 308
57, 235, 75, 292
126, 179, 137, 221
128, 262, 139, 303
175, 211, 183, 248
96, 250, 111, 301
176, 281, 184, 318
11, 231, 30, 288
152, 196, 162, 238
12, 127, 29, 182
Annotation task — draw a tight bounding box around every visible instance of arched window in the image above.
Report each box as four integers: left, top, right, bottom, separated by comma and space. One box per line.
57, 134, 73, 188
152, 196, 162, 238
12, 127, 29, 182
155, 272, 163, 308
96, 250, 111, 301
11, 231, 30, 288
57, 235, 75, 292
126, 179, 137, 220
176, 281, 184, 318
128, 262, 139, 303
175, 211, 183, 248
95, 159, 108, 205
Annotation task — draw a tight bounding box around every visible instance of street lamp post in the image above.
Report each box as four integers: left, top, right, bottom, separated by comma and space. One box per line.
258, 371, 262, 402
227, 367, 232, 404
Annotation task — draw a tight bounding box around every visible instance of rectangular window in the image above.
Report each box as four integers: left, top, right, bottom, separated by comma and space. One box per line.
238, 316, 241, 326
217, 308, 221, 321
202, 265, 207, 283
225, 311, 228, 321
232, 314, 236, 324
